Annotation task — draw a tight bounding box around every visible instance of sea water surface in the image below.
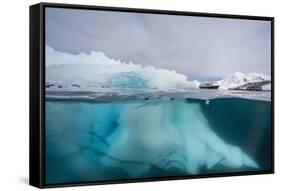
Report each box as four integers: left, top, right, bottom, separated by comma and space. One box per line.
45, 89, 272, 184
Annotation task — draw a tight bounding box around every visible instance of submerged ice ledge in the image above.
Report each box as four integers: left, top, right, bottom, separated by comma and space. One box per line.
46, 100, 260, 180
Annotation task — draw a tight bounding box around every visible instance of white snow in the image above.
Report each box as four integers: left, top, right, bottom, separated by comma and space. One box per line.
46, 46, 199, 91
217, 72, 271, 90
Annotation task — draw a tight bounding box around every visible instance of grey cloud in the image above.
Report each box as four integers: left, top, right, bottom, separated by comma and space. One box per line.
46, 7, 271, 80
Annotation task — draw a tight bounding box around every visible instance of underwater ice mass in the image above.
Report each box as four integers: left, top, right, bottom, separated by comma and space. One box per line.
45, 46, 272, 184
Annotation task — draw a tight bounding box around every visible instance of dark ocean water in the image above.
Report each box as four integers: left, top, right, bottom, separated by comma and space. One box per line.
45, 96, 272, 184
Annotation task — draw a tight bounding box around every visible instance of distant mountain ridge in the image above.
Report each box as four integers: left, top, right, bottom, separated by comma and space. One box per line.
217, 72, 271, 90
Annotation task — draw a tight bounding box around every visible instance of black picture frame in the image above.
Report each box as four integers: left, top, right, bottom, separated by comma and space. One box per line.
30, 2, 275, 188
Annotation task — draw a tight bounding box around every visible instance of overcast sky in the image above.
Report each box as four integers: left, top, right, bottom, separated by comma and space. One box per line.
46, 7, 271, 80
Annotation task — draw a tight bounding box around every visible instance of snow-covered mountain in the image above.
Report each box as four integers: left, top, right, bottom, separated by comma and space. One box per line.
217, 72, 271, 90
46, 46, 199, 91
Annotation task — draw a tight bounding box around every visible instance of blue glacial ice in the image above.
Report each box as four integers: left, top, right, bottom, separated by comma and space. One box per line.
106, 72, 149, 89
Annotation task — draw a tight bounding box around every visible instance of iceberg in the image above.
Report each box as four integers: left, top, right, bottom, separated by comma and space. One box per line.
44, 48, 269, 184
46, 46, 199, 91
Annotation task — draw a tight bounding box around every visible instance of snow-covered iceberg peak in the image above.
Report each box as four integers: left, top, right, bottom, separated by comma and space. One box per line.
46, 46, 199, 91
218, 72, 271, 90
46, 45, 136, 68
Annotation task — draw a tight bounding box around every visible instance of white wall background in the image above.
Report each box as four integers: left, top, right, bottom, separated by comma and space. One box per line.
0, 0, 279, 190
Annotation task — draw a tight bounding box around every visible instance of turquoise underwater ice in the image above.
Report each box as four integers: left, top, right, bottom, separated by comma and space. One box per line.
45, 98, 271, 184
